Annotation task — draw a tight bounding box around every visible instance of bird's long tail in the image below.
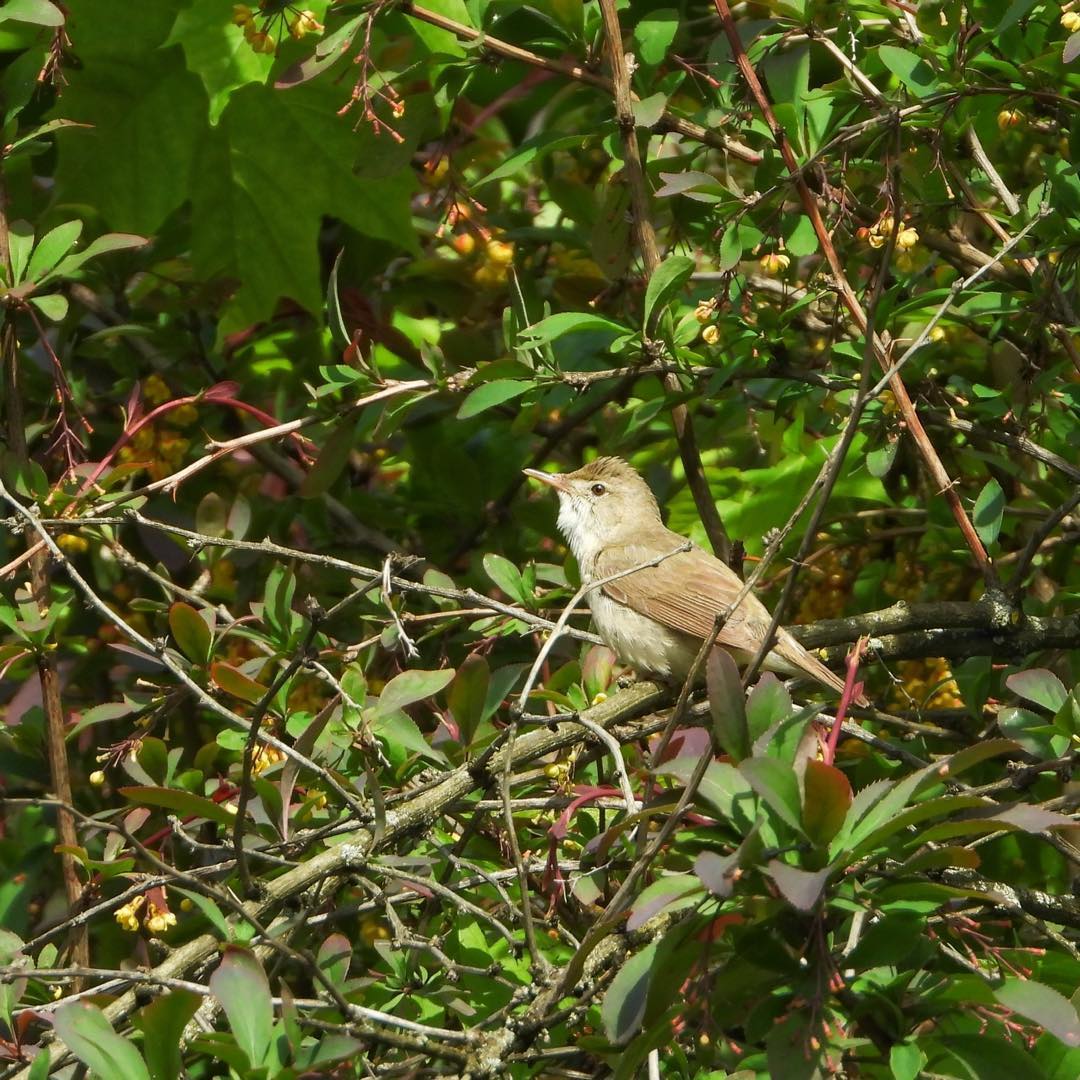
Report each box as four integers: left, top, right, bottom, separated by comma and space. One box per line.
773, 631, 869, 707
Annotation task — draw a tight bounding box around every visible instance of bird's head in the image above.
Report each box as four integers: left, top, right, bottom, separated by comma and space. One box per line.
523, 457, 661, 567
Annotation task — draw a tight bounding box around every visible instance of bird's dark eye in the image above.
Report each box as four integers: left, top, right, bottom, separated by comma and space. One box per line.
590, 483, 606, 496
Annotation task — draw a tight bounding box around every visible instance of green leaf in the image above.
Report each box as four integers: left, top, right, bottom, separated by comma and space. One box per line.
890, 1041, 926, 1080
746, 674, 793, 744
601, 941, 658, 1045
995, 979, 1080, 1047
371, 708, 447, 765
52, 26, 205, 236
707, 648, 749, 762
866, 438, 899, 478
767, 860, 830, 911
165, 0, 274, 124
25, 220, 82, 282
189, 80, 419, 330
8, 221, 33, 285
643, 254, 695, 331
739, 756, 803, 833
474, 133, 586, 188
168, 602, 212, 664
300, 414, 359, 498
518, 311, 628, 346
0, 0, 65, 27
878, 44, 940, 99
376, 668, 455, 716
135, 991, 202, 1080
632, 8, 678, 66
803, 760, 852, 847
53, 1002, 151, 1080
210, 661, 267, 704
209, 948, 274, 1070
28, 294, 68, 321
483, 553, 530, 606
937, 1032, 1048, 1080
1007, 669, 1068, 713
457, 379, 532, 420
118, 786, 238, 828
973, 478, 1005, 544
45, 232, 147, 285
784, 215, 819, 257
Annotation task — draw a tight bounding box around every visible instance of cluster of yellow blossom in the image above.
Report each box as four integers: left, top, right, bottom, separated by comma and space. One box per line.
472, 238, 515, 290
892, 657, 964, 710
232, 4, 322, 53
252, 744, 286, 775
117, 375, 197, 481
795, 540, 873, 624
864, 216, 919, 251
1062, 10, 1080, 32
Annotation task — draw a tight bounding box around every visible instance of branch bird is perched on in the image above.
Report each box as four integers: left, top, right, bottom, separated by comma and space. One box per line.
524, 457, 866, 704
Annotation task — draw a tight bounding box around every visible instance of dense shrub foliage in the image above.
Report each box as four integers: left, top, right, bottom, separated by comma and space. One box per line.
1, 0, 1079, 1076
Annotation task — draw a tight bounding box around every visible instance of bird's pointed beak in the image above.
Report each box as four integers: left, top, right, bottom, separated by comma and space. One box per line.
523, 467, 570, 494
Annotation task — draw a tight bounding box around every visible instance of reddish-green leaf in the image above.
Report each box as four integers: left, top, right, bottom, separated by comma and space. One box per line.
210, 661, 267, 704
740, 756, 803, 833
601, 941, 658, 1045
1007, 669, 1068, 713
317, 933, 353, 987
209, 947, 274, 1069
707, 648, 748, 762
448, 653, 489, 746
803, 760, 852, 847
625, 874, 701, 931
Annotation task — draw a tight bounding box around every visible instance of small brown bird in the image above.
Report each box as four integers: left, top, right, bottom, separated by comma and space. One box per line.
524, 456, 864, 702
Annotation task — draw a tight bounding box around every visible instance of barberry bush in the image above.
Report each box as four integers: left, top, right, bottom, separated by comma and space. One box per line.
1, 0, 1079, 1076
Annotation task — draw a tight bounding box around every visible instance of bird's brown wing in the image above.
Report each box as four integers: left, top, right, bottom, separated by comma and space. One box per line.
594, 538, 772, 656
596, 537, 864, 702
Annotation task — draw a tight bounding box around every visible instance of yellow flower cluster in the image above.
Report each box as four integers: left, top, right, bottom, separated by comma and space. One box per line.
232, 4, 323, 54
56, 533, 89, 555
252, 744, 286, 775
759, 252, 790, 275
865, 217, 919, 251
145, 901, 177, 935
1062, 11, 1080, 32
115, 895, 145, 932
892, 657, 963, 710
795, 542, 872, 624
473, 239, 515, 289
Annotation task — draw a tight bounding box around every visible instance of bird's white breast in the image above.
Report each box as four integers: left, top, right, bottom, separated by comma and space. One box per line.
587, 590, 697, 680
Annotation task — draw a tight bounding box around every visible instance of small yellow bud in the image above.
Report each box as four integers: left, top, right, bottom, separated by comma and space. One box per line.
866, 231, 887, 249
591, 691, 608, 706
452, 232, 475, 256
997, 108, 1023, 130
57, 533, 89, 555
896, 228, 919, 250
232, 4, 254, 27
759, 252, 790, 275
89, 770, 106, 786
1061, 11, 1080, 32
929, 326, 946, 343
247, 30, 275, 54
694, 299, 716, 323
486, 240, 515, 266
701, 323, 721, 345
289, 10, 323, 40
